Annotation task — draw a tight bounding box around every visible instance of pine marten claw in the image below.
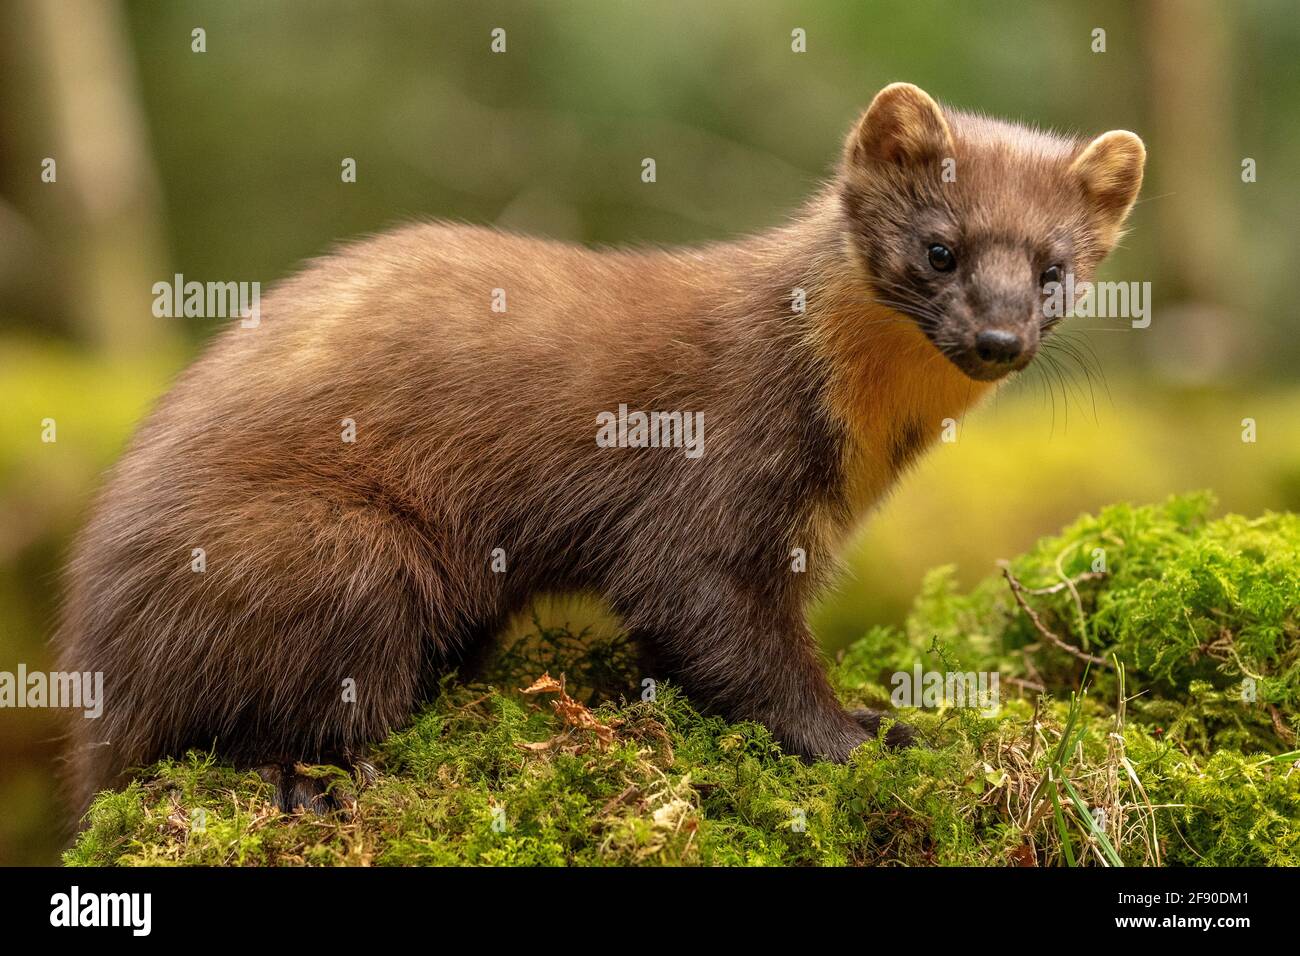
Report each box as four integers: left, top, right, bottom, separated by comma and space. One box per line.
253, 762, 351, 814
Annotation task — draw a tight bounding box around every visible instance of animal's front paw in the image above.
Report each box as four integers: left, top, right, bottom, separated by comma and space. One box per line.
253, 761, 364, 814
849, 708, 917, 749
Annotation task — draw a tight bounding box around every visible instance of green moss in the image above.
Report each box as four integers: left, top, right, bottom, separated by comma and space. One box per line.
67, 494, 1300, 866
908, 492, 1299, 753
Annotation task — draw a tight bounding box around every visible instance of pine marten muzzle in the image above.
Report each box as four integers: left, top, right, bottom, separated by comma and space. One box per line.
57, 83, 1144, 814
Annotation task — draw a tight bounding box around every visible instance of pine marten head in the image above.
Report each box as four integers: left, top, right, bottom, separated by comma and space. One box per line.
840, 82, 1145, 382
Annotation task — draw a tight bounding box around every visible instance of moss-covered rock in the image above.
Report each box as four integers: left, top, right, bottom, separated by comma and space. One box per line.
67, 494, 1300, 866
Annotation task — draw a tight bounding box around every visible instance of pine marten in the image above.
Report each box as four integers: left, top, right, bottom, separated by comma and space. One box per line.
57, 83, 1144, 815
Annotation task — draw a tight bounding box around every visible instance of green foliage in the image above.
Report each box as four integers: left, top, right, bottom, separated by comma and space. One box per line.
911, 492, 1299, 752
67, 495, 1299, 867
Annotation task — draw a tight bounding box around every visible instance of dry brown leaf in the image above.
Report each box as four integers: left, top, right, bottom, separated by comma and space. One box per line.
521, 671, 622, 747
521, 673, 564, 696
1009, 842, 1038, 867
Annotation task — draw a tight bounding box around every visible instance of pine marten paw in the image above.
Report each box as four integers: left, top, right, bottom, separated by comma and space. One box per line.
849, 708, 918, 749
253, 761, 367, 814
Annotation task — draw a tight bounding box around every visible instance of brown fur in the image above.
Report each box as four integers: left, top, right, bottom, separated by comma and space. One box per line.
56, 84, 1144, 815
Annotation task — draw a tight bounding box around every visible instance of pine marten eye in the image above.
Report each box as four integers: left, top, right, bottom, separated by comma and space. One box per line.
926, 244, 956, 272
1040, 264, 1063, 287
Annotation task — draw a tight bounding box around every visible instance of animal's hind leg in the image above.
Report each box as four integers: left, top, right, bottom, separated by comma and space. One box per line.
250, 756, 375, 814
60, 491, 458, 819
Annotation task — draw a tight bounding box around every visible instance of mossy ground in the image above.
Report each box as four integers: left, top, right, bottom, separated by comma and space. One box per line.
68, 494, 1300, 866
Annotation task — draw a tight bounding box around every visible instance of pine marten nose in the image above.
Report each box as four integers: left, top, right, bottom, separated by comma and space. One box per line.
974, 328, 1024, 366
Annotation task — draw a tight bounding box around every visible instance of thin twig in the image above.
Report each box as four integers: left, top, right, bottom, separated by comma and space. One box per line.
1269, 705, 1297, 745
999, 562, 1112, 668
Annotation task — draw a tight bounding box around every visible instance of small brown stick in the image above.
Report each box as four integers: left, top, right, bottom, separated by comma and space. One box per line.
1269, 705, 1297, 745
599, 784, 639, 817
999, 562, 1112, 669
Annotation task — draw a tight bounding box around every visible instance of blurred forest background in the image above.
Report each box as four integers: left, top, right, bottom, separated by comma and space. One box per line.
1, 0, 1298, 864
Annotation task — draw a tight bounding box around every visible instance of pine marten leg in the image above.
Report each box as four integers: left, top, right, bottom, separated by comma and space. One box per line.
249, 752, 379, 814
252, 762, 341, 814
61, 494, 456, 817
616, 576, 912, 760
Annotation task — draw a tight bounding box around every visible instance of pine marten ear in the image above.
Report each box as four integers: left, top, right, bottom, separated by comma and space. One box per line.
1070, 130, 1146, 223
850, 82, 955, 168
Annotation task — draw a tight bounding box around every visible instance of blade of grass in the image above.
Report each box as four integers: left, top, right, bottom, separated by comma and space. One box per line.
1061, 776, 1124, 867
1050, 780, 1077, 867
